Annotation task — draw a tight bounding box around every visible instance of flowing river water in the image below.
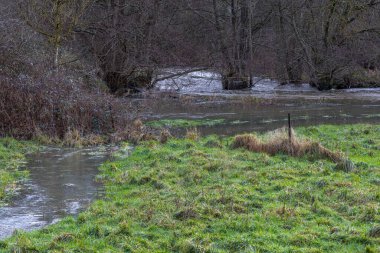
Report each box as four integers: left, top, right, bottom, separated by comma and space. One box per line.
1, 72, 379, 239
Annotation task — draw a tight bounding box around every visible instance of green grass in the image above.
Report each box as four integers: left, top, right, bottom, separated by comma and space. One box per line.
0, 138, 37, 206
1, 124, 379, 252
146, 118, 226, 128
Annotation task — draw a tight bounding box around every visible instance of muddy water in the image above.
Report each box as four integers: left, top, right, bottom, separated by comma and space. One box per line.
0, 147, 110, 239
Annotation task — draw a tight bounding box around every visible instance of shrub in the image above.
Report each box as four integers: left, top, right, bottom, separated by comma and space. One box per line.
0, 73, 133, 140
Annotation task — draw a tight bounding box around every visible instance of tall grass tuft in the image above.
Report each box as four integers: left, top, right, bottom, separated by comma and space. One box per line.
186, 128, 200, 141
232, 127, 343, 162
159, 129, 171, 144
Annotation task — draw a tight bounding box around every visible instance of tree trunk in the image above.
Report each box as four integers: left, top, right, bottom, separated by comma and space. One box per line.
221, 0, 252, 90
54, 45, 60, 72
222, 74, 251, 90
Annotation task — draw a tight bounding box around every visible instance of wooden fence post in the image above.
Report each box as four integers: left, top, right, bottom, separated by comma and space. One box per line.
288, 113, 292, 141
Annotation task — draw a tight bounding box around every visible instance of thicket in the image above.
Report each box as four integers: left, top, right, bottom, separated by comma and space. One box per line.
0, 74, 131, 140
2, 0, 379, 93
0, 3, 133, 140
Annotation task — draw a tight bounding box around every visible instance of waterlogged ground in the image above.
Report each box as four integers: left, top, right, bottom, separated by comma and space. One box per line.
0, 147, 111, 239
1, 124, 379, 252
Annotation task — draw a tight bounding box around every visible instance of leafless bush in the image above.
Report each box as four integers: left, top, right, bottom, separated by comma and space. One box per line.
0, 18, 40, 77
0, 72, 133, 140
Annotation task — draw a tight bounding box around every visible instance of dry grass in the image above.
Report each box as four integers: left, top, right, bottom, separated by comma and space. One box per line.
160, 129, 172, 144
132, 119, 144, 131
107, 119, 159, 144
186, 128, 200, 141
34, 128, 107, 147
82, 134, 107, 146
63, 129, 82, 147
232, 127, 343, 162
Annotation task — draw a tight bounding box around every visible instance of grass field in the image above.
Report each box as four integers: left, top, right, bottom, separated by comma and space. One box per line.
1, 124, 379, 252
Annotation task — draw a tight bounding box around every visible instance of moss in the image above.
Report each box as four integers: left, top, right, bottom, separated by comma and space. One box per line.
1, 124, 380, 252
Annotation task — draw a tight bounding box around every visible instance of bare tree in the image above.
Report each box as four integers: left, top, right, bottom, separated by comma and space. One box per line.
207, 0, 271, 89
3, 0, 379, 94
285, 0, 380, 89
80, 0, 167, 93
19, 0, 92, 71
271, 0, 303, 84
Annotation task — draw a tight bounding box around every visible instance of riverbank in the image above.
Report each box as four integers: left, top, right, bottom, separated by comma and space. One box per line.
1, 124, 379, 252
0, 139, 37, 206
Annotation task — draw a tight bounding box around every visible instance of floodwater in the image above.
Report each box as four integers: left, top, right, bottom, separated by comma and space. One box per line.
154, 69, 380, 101
1, 69, 379, 239
143, 97, 380, 136
0, 147, 110, 239
144, 70, 380, 135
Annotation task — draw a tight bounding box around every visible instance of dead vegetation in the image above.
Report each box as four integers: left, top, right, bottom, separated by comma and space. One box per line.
0, 73, 133, 141
159, 129, 172, 144
232, 127, 344, 163
110, 119, 171, 145
186, 128, 200, 141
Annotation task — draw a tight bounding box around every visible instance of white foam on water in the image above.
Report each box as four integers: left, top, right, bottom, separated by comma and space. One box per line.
154, 68, 380, 100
